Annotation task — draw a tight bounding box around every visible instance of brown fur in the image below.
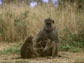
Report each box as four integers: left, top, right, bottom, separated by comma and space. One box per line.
21, 36, 39, 59
33, 18, 59, 57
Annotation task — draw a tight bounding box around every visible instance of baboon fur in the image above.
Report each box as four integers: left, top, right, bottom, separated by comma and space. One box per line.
21, 36, 39, 59
33, 18, 59, 57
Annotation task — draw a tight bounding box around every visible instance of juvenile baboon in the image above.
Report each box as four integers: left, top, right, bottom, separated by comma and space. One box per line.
33, 18, 59, 57
21, 36, 39, 59
36, 39, 49, 57
44, 39, 59, 57
37, 39, 52, 57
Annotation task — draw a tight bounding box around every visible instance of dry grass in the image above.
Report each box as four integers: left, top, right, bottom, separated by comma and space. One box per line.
0, 3, 84, 46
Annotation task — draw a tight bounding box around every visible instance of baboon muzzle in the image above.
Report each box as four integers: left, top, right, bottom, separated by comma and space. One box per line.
46, 23, 51, 28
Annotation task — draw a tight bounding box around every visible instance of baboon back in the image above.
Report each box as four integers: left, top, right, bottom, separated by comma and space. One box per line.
21, 36, 34, 58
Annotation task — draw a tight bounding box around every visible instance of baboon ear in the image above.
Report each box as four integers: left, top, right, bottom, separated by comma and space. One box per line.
52, 20, 54, 23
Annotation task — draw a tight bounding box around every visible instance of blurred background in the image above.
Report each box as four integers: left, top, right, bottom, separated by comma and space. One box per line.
0, 0, 84, 52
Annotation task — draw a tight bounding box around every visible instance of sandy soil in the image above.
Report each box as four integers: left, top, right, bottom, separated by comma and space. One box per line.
0, 43, 84, 63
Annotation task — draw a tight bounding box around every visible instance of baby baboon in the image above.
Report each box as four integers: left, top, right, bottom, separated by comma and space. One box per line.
33, 18, 59, 57
21, 36, 39, 59
36, 39, 49, 57
44, 39, 59, 57
38, 39, 52, 57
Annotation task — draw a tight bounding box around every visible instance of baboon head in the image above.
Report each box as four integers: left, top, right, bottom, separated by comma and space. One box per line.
25, 36, 33, 45
44, 18, 55, 32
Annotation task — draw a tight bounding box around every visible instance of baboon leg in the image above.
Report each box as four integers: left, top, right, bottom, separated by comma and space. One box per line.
52, 42, 58, 57
55, 42, 58, 56
52, 41, 56, 57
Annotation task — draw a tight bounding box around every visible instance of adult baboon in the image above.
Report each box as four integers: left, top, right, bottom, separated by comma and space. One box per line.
21, 36, 39, 59
33, 18, 59, 57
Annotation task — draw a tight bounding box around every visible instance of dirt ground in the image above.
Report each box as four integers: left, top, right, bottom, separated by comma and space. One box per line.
0, 43, 84, 63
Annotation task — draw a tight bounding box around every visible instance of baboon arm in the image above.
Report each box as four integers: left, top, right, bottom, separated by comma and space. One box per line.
51, 31, 59, 43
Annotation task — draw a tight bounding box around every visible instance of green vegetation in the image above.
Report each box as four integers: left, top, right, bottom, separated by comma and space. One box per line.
0, 43, 23, 54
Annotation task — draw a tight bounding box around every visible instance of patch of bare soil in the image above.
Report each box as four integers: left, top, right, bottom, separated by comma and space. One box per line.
0, 43, 84, 63
0, 52, 84, 63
